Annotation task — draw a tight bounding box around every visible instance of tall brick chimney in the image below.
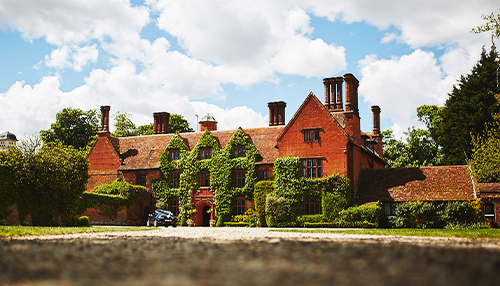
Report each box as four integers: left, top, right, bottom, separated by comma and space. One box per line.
344, 73, 359, 116
323, 77, 344, 111
268, 101, 286, 126
199, 114, 217, 131
99, 106, 111, 134
153, 112, 170, 134
371, 105, 383, 156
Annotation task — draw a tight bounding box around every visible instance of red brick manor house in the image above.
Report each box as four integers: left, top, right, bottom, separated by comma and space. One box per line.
86, 73, 496, 226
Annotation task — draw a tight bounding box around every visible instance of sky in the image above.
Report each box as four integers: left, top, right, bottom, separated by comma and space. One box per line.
0, 0, 498, 139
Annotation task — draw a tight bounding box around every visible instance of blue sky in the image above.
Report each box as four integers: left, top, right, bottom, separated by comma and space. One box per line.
0, 0, 498, 139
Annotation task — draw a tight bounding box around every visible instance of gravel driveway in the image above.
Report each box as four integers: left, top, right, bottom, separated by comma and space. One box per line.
1, 227, 500, 286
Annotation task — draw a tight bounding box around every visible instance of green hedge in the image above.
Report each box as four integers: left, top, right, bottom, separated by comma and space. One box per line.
304, 221, 378, 228
224, 222, 249, 227
389, 200, 485, 228
254, 181, 274, 226
338, 205, 381, 225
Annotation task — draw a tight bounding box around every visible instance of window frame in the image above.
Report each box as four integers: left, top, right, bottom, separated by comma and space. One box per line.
168, 198, 179, 216
303, 128, 320, 142
300, 196, 322, 215
234, 170, 246, 188
301, 158, 323, 178
384, 203, 396, 216
169, 149, 180, 161
258, 170, 268, 181
485, 203, 495, 217
233, 197, 246, 215
200, 148, 212, 159
233, 146, 246, 158
136, 174, 147, 186
169, 171, 181, 189
200, 171, 210, 187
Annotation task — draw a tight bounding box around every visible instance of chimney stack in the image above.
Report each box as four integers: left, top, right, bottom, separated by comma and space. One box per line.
323, 77, 344, 111
153, 112, 170, 134
371, 105, 383, 156
344, 73, 359, 115
99, 106, 111, 134
268, 101, 286, 126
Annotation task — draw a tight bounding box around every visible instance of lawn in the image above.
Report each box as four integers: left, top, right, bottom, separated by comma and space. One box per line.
272, 228, 500, 239
0, 225, 152, 237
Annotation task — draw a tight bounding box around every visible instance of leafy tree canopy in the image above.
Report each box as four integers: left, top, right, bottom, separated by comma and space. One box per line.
2, 136, 89, 225
382, 128, 441, 168
40, 107, 99, 150
472, 11, 500, 39
112, 112, 193, 137
430, 45, 500, 165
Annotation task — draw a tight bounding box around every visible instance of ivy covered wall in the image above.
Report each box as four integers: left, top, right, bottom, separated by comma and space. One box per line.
272, 157, 350, 222
152, 129, 259, 223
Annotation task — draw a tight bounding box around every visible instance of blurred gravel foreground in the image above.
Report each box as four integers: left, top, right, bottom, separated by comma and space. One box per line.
1, 227, 500, 286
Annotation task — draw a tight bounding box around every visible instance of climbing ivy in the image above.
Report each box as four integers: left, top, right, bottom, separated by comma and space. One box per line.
152, 129, 259, 225
273, 157, 350, 223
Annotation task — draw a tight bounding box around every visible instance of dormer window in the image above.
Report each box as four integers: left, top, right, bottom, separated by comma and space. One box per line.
200, 148, 212, 159
170, 149, 180, 161
233, 147, 246, 158
303, 128, 320, 142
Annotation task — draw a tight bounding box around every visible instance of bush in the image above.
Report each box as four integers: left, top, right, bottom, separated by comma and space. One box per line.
304, 221, 377, 228
441, 199, 484, 225
254, 181, 274, 227
338, 205, 381, 225
265, 194, 290, 225
297, 214, 325, 226
224, 222, 248, 227
390, 201, 439, 228
77, 216, 90, 226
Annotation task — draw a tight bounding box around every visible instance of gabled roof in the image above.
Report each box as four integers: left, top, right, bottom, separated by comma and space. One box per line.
354, 165, 476, 205
276, 92, 351, 143
117, 126, 285, 170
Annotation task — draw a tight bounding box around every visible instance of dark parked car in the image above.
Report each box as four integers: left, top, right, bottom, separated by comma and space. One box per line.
147, 209, 177, 227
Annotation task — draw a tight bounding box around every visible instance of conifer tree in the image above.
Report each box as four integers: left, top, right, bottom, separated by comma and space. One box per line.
436, 45, 500, 165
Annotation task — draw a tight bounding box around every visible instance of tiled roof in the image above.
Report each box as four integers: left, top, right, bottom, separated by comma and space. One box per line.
479, 183, 500, 193
117, 126, 285, 170
354, 165, 476, 205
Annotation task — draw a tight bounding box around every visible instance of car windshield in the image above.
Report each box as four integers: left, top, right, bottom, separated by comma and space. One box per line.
155, 209, 172, 216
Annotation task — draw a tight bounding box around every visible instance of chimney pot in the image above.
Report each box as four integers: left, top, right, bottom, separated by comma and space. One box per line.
99, 106, 111, 133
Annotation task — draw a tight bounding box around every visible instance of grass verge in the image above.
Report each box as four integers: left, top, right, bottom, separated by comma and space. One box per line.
0, 226, 153, 237
271, 228, 500, 239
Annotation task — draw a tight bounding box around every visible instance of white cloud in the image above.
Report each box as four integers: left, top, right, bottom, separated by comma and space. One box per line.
190, 102, 267, 131
380, 32, 398, 44
306, 0, 496, 48
358, 50, 450, 138
149, 0, 347, 79
45, 45, 98, 71
0, 0, 150, 45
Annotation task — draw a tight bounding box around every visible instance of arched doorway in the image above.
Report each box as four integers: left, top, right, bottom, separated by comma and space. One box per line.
202, 205, 211, 226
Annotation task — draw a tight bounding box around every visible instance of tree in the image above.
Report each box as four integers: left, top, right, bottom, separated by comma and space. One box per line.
170, 114, 194, 133
433, 46, 500, 165
112, 112, 193, 137
40, 107, 99, 150
5, 136, 89, 225
471, 93, 500, 182
383, 128, 441, 168
112, 111, 138, 137
472, 11, 500, 39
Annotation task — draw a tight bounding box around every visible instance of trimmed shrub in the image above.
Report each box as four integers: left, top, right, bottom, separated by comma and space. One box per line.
254, 181, 274, 227
224, 222, 248, 227
297, 214, 325, 226
265, 194, 290, 225
304, 221, 377, 228
390, 201, 440, 228
338, 205, 381, 225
